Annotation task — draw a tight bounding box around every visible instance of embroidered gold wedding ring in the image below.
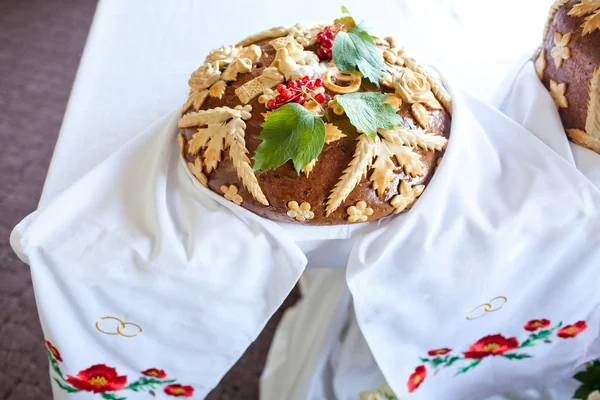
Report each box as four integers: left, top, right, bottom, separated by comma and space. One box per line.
485, 296, 508, 313
466, 296, 508, 320
95, 316, 143, 338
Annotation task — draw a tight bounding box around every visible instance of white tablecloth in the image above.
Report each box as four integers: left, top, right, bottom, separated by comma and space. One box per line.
41, 0, 555, 205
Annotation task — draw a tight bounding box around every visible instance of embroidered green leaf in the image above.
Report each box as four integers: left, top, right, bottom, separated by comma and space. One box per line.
419, 357, 430, 363
54, 378, 79, 393
47, 350, 68, 383
333, 27, 385, 86
519, 338, 535, 348
531, 330, 552, 340
253, 103, 326, 173
444, 356, 461, 368
101, 394, 126, 400
336, 92, 402, 138
456, 359, 481, 375
502, 353, 533, 360
430, 356, 447, 368
126, 377, 177, 392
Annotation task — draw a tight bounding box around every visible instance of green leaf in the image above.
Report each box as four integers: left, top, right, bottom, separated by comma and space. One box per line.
573, 385, 594, 399
53, 378, 79, 393
419, 357, 430, 363
336, 92, 402, 138
333, 28, 385, 86
502, 353, 533, 360
456, 359, 481, 375
445, 356, 461, 368
101, 394, 127, 400
431, 357, 447, 368
519, 339, 534, 348
341, 5, 350, 14
126, 377, 176, 392
574, 371, 589, 383
47, 350, 67, 382
253, 103, 326, 173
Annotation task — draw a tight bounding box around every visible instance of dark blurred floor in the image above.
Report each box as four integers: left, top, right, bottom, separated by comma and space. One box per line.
0, 1, 298, 398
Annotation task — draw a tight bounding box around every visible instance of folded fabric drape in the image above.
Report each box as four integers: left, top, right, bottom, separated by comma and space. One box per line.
11, 67, 600, 399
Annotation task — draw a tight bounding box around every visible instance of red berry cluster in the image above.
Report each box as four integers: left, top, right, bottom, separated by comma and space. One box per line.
316, 27, 336, 60
266, 76, 327, 110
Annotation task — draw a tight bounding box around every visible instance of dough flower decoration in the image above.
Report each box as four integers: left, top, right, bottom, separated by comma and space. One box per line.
287, 201, 315, 222
221, 185, 243, 205
393, 68, 443, 128
550, 32, 572, 68
549, 79, 569, 109
347, 201, 374, 223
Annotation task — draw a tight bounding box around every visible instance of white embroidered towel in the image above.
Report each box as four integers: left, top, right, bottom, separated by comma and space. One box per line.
11, 69, 600, 400
347, 72, 600, 399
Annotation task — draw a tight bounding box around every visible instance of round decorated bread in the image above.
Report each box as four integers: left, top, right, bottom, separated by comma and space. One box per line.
178, 11, 451, 225
535, 0, 600, 154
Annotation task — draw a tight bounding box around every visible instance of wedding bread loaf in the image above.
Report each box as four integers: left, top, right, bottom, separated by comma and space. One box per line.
178, 11, 451, 224
535, 0, 600, 154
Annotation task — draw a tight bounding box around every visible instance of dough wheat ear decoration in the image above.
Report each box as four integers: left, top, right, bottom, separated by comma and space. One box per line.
182, 44, 261, 114
567, 68, 600, 153
569, 0, 600, 35
179, 105, 269, 205
178, 7, 451, 224
326, 127, 447, 215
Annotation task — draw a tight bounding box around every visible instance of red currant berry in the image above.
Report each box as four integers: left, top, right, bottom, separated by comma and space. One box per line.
314, 78, 324, 87
326, 49, 332, 59
287, 80, 298, 89
316, 48, 327, 60
295, 96, 306, 105
323, 39, 334, 49
316, 33, 325, 44
276, 94, 286, 103
276, 84, 286, 93
267, 99, 276, 109
302, 76, 310, 83
314, 93, 326, 104
282, 89, 295, 100
305, 81, 315, 90
325, 30, 335, 40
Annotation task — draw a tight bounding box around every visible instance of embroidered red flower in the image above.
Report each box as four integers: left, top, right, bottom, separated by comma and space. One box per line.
463, 334, 519, 359
66, 364, 127, 393
45, 340, 63, 362
428, 348, 452, 356
524, 319, 550, 331
164, 384, 194, 397
141, 368, 167, 379
407, 365, 426, 393
557, 321, 587, 338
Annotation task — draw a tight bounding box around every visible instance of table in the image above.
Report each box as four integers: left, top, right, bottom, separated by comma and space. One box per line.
40, 0, 554, 206
39, 1, 577, 398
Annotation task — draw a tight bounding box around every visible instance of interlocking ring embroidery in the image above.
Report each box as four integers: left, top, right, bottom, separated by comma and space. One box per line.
95, 316, 143, 338
466, 296, 508, 321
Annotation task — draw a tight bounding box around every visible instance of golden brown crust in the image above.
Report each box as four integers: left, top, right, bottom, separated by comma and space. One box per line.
179, 32, 451, 225
537, 0, 600, 153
